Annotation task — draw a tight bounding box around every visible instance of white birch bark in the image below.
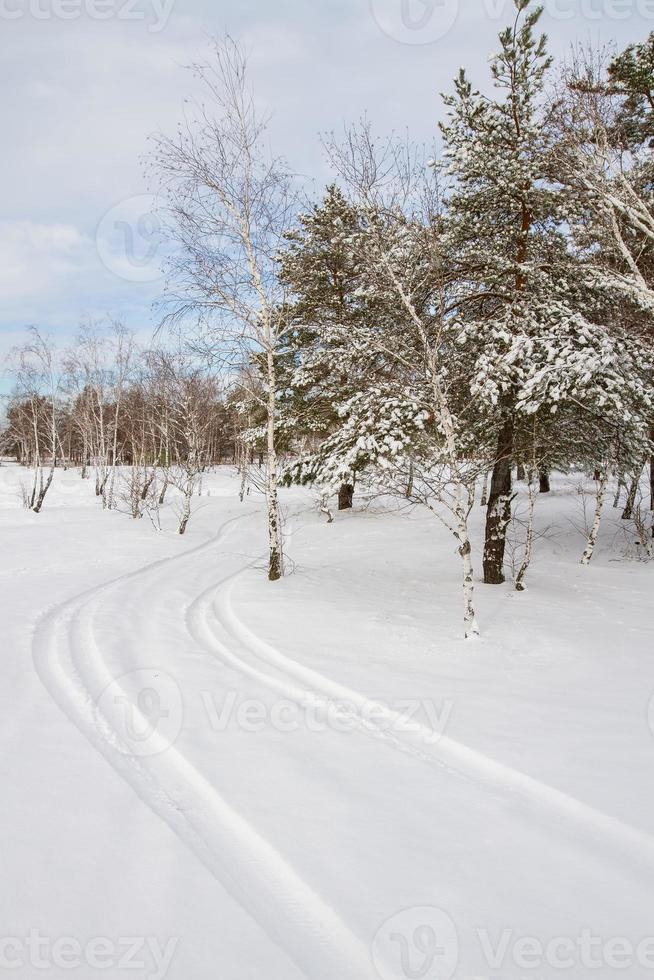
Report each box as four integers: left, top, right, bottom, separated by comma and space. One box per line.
515, 470, 538, 592
265, 346, 283, 581
581, 472, 608, 566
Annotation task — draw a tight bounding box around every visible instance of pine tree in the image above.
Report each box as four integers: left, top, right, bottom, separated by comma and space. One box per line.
279, 185, 391, 510
440, 0, 561, 584
555, 34, 654, 516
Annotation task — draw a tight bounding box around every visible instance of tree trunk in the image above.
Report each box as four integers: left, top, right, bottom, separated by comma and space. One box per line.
480, 470, 490, 508
515, 471, 537, 592
141, 472, 155, 501
265, 348, 283, 582
338, 483, 354, 511
622, 467, 643, 521
32, 467, 54, 514
430, 368, 479, 637
319, 495, 334, 524
406, 460, 414, 499
483, 416, 514, 585
458, 534, 479, 638
516, 463, 526, 481
178, 492, 192, 535
581, 472, 608, 566
539, 469, 551, 494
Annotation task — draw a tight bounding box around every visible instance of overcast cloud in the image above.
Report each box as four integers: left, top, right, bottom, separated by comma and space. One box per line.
1, 0, 653, 388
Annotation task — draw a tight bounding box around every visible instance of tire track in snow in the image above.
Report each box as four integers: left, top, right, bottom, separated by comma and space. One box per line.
193, 567, 654, 876
32, 511, 375, 980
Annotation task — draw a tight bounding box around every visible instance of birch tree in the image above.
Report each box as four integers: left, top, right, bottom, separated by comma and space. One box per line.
10, 328, 61, 513
311, 129, 483, 638
152, 37, 297, 580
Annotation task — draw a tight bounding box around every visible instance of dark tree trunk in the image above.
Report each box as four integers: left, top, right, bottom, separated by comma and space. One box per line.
141, 473, 155, 501
32, 469, 54, 514
483, 416, 514, 585
539, 469, 551, 494
622, 471, 640, 521
268, 546, 282, 582
406, 460, 414, 499
338, 483, 354, 511
516, 463, 526, 481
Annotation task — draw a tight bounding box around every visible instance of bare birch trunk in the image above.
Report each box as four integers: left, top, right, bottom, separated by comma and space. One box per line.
265, 346, 283, 582
32, 467, 54, 514
480, 470, 490, 508
581, 472, 608, 566
178, 486, 192, 535
319, 494, 334, 524
515, 470, 538, 592
106, 391, 122, 511
457, 521, 479, 638
432, 373, 479, 638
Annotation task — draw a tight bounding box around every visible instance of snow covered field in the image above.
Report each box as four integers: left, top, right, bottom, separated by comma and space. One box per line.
1, 461, 653, 980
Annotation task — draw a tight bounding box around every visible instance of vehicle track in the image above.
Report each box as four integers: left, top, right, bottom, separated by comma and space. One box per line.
32, 511, 374, 980
189, 563, 654, 877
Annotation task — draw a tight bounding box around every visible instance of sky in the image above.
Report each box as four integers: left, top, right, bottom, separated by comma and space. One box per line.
1, 0, 653, 391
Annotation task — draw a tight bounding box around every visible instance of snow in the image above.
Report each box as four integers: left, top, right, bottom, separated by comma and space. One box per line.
1, 462, 653, 979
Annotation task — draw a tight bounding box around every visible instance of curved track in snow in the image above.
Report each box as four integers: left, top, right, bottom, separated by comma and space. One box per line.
187, 563, 654, 877
32, 512, 374, 980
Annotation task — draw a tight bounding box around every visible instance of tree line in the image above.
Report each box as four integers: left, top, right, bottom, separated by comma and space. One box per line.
2, 321, 240, 531
3, 0, 654, 635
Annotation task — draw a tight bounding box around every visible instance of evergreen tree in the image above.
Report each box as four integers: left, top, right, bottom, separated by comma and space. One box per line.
279, 185, 392, 509
441, 0, 567, 583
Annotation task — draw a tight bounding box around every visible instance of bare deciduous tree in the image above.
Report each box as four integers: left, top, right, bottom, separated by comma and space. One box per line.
152, 37, 298, 579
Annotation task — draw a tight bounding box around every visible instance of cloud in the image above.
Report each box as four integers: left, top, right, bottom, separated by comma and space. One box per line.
1, 0, 653, 356
0, 220, 92, 304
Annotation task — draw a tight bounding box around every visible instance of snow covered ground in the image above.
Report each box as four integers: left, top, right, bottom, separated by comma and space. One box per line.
1, 461, 653, 979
